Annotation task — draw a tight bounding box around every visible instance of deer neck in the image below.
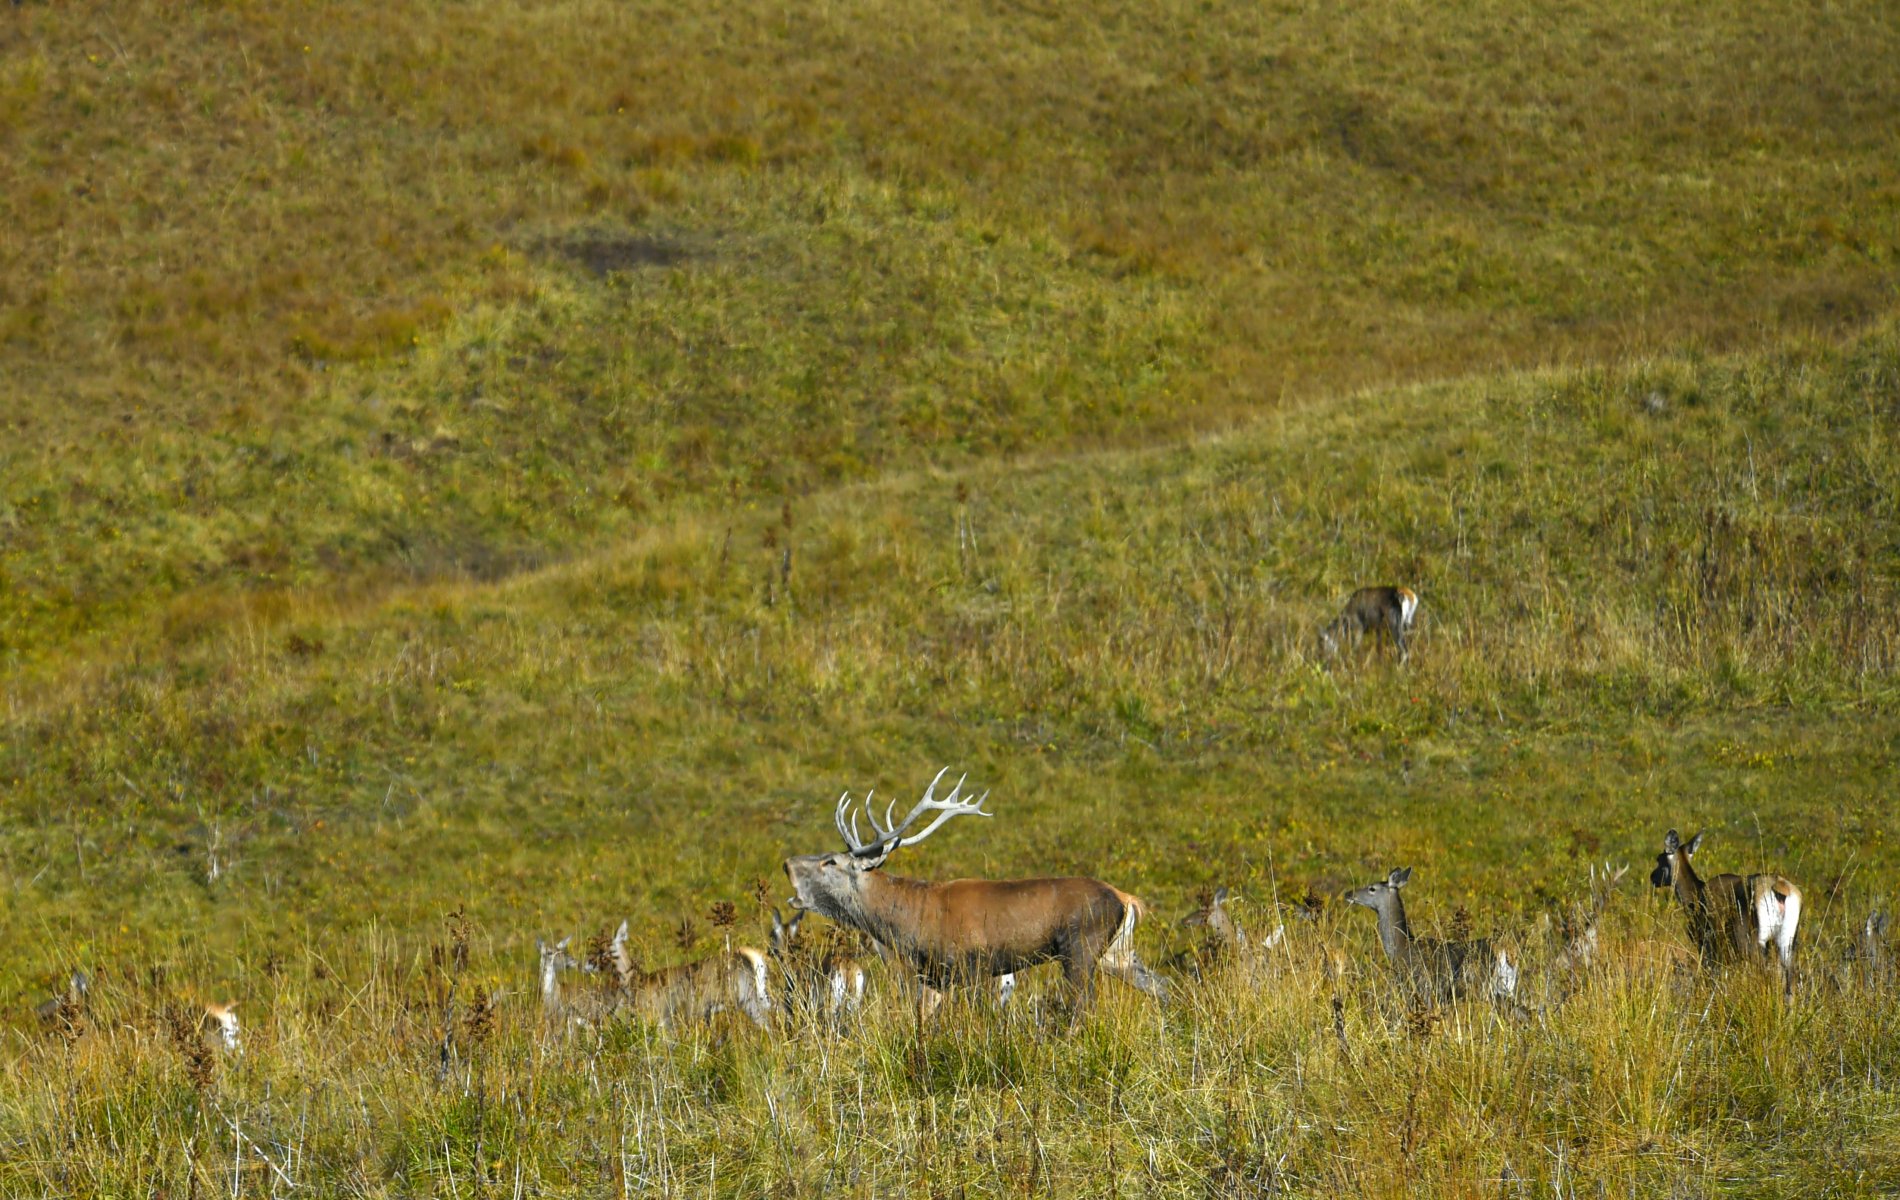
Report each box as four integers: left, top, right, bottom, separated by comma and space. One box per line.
1374, 893, 1417, 963
846, 871, 932, 956
539, 961, 562, 1010
1671, 851, 1706, 914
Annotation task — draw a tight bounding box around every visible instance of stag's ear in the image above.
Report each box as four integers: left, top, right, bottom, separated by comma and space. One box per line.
1685, 831, 1705, 856
1213, 886, 1230, 904
556, 936, 571, 951
614, 920, 628, 942
1389, 867, 1412, 888
770, 908, 784, 937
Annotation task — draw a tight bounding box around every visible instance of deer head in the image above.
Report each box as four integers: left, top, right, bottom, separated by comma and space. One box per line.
782, 767, 992, 925
1650, 829, 1704, 889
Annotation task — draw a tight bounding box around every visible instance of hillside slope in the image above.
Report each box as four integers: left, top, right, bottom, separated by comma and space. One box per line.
5, 0, 1898, 662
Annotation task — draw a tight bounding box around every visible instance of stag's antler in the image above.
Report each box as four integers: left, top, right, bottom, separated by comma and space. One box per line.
837, 767, 992, 866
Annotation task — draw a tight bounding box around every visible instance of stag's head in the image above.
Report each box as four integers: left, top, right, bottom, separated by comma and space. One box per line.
1650, 829, 1704, 889
784, 768, 992, 922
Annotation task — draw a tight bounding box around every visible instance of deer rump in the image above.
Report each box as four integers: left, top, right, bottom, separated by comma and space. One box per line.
872, 876, 1141, 989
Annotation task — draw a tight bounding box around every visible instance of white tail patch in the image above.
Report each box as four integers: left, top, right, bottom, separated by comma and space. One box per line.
736, 946, 775, 1024
1492, 949, 1518, 1000
1101, 890, 1144, 971
1757, 885, 1801, 966
205, 1001, 241, 1053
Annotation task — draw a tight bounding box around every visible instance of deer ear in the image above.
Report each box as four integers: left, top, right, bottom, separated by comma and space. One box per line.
536, 938, 547, 953
1213, 886, 1230, 904
556, 936, 571, 951
614, 920, 628, 941
1390, 867, 1412, 888
770, 908, 784, 935
1663, 829, 1680, 853
1685, 831, 1705, 855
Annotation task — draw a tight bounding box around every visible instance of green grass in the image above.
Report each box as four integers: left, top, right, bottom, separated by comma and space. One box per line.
4, 325, 1898, 1195
5, 0, 1899, 662
3, 0, 1899, 1193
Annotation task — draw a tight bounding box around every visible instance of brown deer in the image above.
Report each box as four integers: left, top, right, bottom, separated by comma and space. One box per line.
781, 768, 1167, 1018
769, 908, 866, 1021
608, 920, 774, 1028
1318, 586, 1419, 663
1345, 868, 1517, 1005
1649, 829, 1801, 996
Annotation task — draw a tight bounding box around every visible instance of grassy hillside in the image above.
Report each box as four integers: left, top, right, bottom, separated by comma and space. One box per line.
3, 0, 1899, 1194
4, 0, 1898, 664
3, 325, 1898, 1194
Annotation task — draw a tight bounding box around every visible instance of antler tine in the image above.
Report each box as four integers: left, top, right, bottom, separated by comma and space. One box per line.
886, 783, 992, 851
835, 790, 871, 853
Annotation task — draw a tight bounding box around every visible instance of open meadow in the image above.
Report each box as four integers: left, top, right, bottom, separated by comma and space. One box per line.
3, 0, 1899, 1195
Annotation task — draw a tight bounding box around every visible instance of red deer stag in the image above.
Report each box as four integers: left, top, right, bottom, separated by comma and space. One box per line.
1650, 829, 1800, 996
782, 768, 1167, 1018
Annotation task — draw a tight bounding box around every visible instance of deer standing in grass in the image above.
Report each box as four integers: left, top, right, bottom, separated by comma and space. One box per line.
537, 937, 621, 1027
769, 908, 866, 1021
1319, 586, 1419, 664
608, 921, 774, 1028
1345, 868, 1518, 1004
1650, 829, 1800, 996
782, 768, 1167, 1019
1178, 887, 1287, 977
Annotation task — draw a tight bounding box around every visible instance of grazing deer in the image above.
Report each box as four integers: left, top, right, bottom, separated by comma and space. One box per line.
608, 921, 774, 1028
769, 908, 866, 1021
1650, 829, 1801, 996
1345, 868, 1517, 1004
1318, 586, 1419, 664
782, 768, 1167, 1019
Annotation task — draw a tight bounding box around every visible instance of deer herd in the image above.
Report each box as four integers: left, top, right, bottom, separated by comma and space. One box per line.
29, 586, 1885, 1048
523, 764, 1870, 1037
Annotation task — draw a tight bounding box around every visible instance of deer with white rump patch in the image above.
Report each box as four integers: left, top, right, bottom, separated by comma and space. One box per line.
782, 768, 1166, 1019
608, 921, 774, 1028
1345, 868, 1518, 1005
1318, 586, 1419, 663
1650, 829, 1801, 996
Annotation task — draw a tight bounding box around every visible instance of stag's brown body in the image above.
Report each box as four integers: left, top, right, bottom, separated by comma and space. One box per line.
783, 770, 1165, 1011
